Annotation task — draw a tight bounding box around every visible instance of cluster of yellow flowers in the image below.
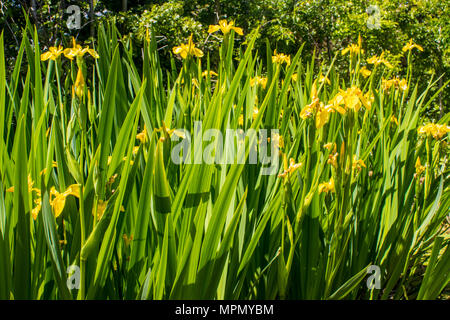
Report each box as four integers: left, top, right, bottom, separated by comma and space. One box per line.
382, 77, 407, 92
328, 87, 372, 115
418, 123, 450, 140
41, 37, 99, 61
6, 174, 80, 220
300, 83, 374, 130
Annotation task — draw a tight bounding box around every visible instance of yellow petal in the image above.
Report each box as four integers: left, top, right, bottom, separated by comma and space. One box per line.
208, 25, 221, 33
40, 52, 52, 61
232, 27, 244, 35
180, 50, 188, 59
65, 184, 81, 198
172, 46, 183, 54
52, 195, 66, 218
87, 48, 99, 59
193, 48, 204, 58
63, 48, 76, 60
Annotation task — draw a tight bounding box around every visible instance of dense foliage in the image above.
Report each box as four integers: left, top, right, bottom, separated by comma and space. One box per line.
0, 1, 448, 301
1, 1, 448, 117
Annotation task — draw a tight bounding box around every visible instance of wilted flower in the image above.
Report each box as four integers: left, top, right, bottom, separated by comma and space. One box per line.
327, 143, 338, 168
391, 115, 399, 126
123, 234, 133, 247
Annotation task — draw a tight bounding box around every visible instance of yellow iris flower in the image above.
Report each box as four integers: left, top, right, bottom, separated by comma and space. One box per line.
41, 45, 64, 61
352, 156, 366, 172
327, 86, 371, 115
402, 39, 423, 53
318, 177, 335, 194
250, 76, 268, 89
272, 50, 291, 66
300, 82, 334, 129
49, 185, 81, 218
136, 125, 148, 143
359, 66, 372, 78
63, 37, 99, 60
278, 156, 302, 178
367, 52, 393, 69
208, 19, 243, 35
172, 34, 204, 59
202, 70, 218, 78
6, 174, 39, 194
342, 35, 364, 57
418, 123, 450, 140
382, 77, 407, 92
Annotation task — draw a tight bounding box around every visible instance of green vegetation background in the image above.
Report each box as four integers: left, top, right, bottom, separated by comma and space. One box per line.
1, 0, 448, 116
